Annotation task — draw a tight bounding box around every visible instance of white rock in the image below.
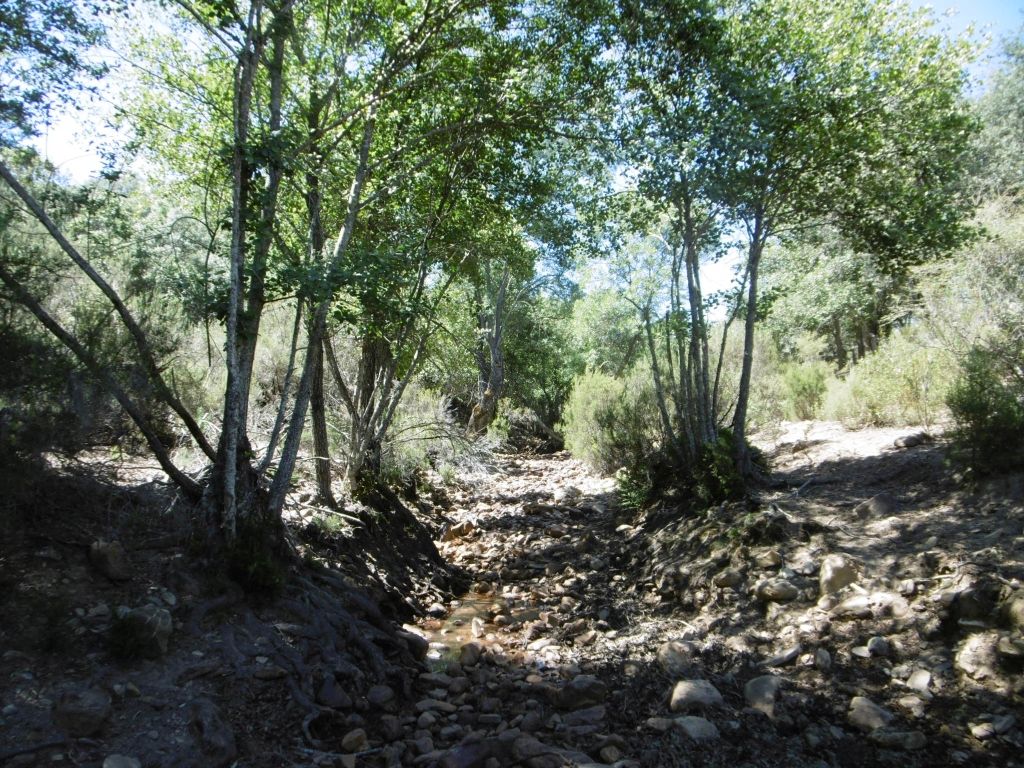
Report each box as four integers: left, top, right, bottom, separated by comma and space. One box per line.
819, 554, 858, 595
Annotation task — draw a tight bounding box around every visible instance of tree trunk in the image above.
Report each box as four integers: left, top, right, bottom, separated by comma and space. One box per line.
732, 211, 765, 477
466, 267, 508, 436
310, 338, 336, 507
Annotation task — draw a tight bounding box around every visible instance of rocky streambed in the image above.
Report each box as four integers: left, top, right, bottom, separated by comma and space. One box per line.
385, 425, 1024, 768
2, 423, 1023, 768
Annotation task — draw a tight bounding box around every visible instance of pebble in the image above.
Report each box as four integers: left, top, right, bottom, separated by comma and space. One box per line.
867, 636, 890, 657
103, 757, 141, 768
656, 641, 697, 676
906, 669, 931, 696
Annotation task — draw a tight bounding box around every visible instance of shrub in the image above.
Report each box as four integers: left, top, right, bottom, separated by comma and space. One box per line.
823, 330, 953, 427
781, 361, 829, 420
561, 369, 659, 475
948, 344, 1024, 475
693, 428, 747, 505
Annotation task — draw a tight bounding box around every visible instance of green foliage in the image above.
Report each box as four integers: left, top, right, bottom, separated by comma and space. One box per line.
781, 362, 828, 420
561, 368, 662, 508
823, 330, 952, 427
948, 345, 1024, 475
378, 385, 464, 487
0, 0, 110, 144
971, 29, 1024, 202
693, 428, 747, 505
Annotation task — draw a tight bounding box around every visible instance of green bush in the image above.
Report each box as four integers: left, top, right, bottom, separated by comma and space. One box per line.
823, 330, 953, 427
561, 369, 659, 474
693, 428, 747, 505
948, 345, 1024, 475
781, 361, 828, 420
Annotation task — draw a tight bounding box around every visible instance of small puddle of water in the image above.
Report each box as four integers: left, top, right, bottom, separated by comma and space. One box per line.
419, 592, 542, 665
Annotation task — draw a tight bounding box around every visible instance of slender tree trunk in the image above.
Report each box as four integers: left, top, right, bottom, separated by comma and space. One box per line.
642, 307, 687, 466
237, 8, 290, 422
732, 210, 766, 476
217, 3, 263, 543
467, 266, 508, 436
310, 338, 336, 507
266, 96, 379, 517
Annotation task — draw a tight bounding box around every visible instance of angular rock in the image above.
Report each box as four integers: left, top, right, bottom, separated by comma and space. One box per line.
756, 579, 799, 603
675, 716, 720, 740
460, 642, 483, 667
367, 684, 395, 708
761, 644, 801, 668
847, 697, 893, 732
956, 632, 1001, 680
89, 540, 131, 581
188, 698, 237, 767
869, 729, 926, 750
670, 680, 724, 712
398, 628, 430, 660
713, 569, 743, 589
854, 493, 897, 519
819, 554, 858, 596
121, 605, 172, 658
657, 641, 697, 676
342, 728, 369, 752
417, 698, 458, 714
53, 688, 111, 736
555, 674, 606, 710
317, 675, 352, 709
894, 432, 930, 449
1000, 590, 1024, 632
830, 595, 873, 619
103, 757, 141, 768
744, 676, 782, 717
443, 520, 476, 541
754, 549, 783, 569
906, 669, 932, 696
563, 705, 605, 727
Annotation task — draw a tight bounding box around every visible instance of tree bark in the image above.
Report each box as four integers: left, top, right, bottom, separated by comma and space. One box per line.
732, 210, 766, 476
